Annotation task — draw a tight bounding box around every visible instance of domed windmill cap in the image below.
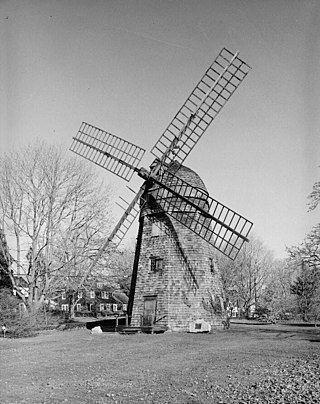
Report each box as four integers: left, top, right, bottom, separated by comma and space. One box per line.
142, 160, 210, 218
166, 161, 209, 195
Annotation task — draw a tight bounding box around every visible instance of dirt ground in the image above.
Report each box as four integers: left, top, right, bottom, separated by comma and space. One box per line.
0, 323, 319, 404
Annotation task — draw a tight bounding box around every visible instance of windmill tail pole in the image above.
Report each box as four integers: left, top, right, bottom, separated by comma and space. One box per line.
127, 215, 145, 321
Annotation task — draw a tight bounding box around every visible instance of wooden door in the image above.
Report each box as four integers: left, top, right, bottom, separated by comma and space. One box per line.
142, 296, 157, 326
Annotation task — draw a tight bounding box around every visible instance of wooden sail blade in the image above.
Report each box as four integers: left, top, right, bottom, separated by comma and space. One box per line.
70, 122, 145, 181
151, 170, 253, 260
111, 188, 145, 246
151, 48, 251, 166
76, 185, 145, 291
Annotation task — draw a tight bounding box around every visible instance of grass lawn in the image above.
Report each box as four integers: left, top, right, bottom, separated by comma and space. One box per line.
0, 323, 319, 403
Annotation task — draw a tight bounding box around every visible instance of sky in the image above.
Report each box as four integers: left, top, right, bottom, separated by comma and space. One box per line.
1, 0, 319, 259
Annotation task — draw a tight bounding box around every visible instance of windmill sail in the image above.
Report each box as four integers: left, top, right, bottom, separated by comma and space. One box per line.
111, 188, 146, 246
70, 48, 252, 257
150, 170, 253, 260
70, 122, 145, 181
151, 48, 251, 166
75, 185, 147, 292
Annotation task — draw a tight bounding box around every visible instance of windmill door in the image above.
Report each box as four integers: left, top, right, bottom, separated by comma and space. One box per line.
142, 296, 157, 326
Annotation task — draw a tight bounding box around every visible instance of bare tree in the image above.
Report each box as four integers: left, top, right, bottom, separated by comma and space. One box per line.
258, 258, 297, 318
308, 165, 320, 212
287, 224, 320, 321
0, 227, 12, 288
281, 168, 320, 322
0, 142, 114, 313
218, 235, 274, 318
100, 247, 134, 294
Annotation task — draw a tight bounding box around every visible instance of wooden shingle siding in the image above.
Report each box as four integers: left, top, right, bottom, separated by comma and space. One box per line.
131, 163, 226, 331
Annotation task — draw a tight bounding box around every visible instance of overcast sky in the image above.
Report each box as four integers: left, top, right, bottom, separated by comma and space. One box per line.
1, 0, 319, 259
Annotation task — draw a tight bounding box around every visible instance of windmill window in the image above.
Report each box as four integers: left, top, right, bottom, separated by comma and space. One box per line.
151, 222, 162, 237
209, 258, 215, 273
150, 257, 164, 272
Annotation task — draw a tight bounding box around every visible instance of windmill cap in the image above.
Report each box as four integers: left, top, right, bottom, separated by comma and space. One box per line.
167, 161, 209, 194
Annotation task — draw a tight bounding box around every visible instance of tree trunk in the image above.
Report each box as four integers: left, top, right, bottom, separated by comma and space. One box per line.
68, 293, 75, 320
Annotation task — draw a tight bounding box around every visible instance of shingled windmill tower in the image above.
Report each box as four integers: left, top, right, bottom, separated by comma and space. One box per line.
70, 48, 253, 332
130, 161, 228, 331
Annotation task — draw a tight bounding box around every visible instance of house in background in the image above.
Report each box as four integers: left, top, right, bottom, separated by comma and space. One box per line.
56, 281, 128, 317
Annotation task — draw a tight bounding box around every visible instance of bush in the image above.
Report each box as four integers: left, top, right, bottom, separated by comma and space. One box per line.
0, 288, 38, 338
254, 305, 270, 317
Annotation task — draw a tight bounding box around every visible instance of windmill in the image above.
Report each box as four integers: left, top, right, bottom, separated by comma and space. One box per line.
70, 48, 253, 332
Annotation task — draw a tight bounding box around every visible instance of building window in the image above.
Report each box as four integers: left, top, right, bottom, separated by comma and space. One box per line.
97, 282, 103, 289
150, 256, 164, 272
61, 304, 69, 312
100, 304, 105, 312
90, 290, 95, 299
76, 304, 81, 312
61, 291, 66, 300
101, 291, 108, 299
112, 304, 118, 312
122, 304, 127, 312
78, 291, 83, 299
105, 304, 111, 312
88, 303, 93, 311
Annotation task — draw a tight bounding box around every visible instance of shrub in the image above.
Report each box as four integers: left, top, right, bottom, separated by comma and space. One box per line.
0, 288, 38, 338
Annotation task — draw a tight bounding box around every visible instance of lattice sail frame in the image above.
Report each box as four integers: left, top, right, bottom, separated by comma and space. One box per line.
150, 170, 253, 260
69, 48, 252, 253
151, 48, 251, 166
70, 122, 145, 181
